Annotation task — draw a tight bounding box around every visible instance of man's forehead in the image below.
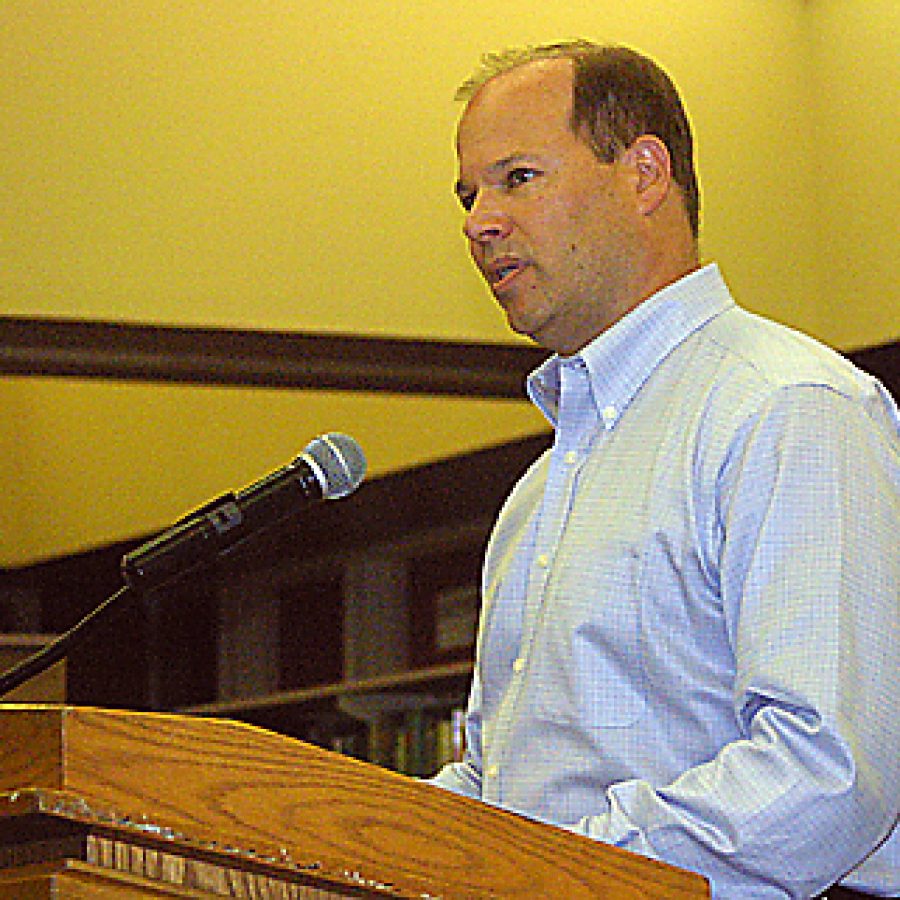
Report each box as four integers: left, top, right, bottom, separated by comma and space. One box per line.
456, 58, 575, 157
463, 56, 574, 115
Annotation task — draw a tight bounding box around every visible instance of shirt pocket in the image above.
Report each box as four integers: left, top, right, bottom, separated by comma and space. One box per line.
531, 545, 648, 729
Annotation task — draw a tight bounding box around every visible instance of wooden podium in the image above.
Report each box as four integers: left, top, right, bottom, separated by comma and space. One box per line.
0, 705, 709, 898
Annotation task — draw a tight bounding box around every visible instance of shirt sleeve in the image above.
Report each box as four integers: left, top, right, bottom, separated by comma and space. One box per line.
429, 668, 484, 798
571, 384, 900, 898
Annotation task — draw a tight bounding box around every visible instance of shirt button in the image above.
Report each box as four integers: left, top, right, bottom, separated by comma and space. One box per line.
564, 450, 578, 465
513, 657, 526, 673
602, 405, 618, 428
536, 553, 550, 568
486, 765, 499, 778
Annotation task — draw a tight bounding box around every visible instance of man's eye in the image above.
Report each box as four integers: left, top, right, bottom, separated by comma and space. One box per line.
505, 167, 538, 189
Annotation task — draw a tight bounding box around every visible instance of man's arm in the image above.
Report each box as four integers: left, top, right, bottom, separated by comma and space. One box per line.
572, 385, 899, 898
430, 670, 484, 798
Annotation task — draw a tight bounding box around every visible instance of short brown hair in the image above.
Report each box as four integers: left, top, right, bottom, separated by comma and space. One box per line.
457, 42, 700, 239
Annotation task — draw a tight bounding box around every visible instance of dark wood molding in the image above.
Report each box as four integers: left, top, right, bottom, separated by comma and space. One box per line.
846, 340, 900, 400
0, 315, 547, 399
2, 315, 896, 400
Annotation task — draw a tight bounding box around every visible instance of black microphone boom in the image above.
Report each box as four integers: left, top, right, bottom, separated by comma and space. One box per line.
0, 432, 365, 699
121, 432, 366, 591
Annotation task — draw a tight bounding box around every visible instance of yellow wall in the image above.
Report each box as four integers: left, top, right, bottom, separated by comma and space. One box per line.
805, 0, 900, 347
0, 377, 547, 562
2, 2, 897, 565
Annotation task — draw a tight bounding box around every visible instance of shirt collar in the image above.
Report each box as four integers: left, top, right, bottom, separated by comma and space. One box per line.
527, 263, 735, 427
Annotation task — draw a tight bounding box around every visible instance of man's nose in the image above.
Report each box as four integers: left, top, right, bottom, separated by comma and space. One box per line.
463, 194, 513, 243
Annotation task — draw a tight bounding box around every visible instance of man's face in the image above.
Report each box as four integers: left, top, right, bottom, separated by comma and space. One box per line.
455, 59, 643, 355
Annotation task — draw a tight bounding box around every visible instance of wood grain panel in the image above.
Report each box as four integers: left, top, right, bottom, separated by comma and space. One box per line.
0, 706, 63, 789
0, 706, 709, 899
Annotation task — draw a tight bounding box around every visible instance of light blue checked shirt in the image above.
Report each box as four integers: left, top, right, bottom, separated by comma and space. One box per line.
433, 265, 899, 898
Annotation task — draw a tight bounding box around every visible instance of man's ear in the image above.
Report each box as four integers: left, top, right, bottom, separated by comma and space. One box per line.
624, 135, 673, 217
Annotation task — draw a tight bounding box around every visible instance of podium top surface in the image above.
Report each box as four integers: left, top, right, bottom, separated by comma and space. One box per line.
0, 704, 709, 899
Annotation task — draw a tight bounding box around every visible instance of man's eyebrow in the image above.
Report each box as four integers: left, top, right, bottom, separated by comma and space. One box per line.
490, 152, 534, 171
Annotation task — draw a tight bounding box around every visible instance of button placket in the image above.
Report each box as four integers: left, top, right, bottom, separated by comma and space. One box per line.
487, 359, 603, 803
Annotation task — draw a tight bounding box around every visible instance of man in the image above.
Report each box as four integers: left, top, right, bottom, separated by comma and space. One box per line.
431, 42, 898, 899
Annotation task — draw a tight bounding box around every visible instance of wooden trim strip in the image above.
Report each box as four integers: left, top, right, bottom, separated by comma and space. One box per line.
0, 315, 547, 399
1, 316, 895, 399
847, 339, 900, 399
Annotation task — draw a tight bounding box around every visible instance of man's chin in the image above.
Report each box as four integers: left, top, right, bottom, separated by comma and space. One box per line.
503, 311, 538, 343
497, 293, 558, 349
507, 317, 554, 352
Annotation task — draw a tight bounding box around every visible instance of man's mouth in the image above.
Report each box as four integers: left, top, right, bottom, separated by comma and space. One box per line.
488, 258, 526, 292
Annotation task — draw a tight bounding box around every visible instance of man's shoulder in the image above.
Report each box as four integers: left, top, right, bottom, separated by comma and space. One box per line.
698, 305, 877, 404
670, 305, 899, 467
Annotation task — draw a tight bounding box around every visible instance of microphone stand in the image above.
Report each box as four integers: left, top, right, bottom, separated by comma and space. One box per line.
0, 433, 365, 700
0, 495, 243, 699
0, 585, 134, 699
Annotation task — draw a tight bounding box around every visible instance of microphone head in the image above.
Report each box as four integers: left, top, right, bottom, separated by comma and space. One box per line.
300, 432, 366, 499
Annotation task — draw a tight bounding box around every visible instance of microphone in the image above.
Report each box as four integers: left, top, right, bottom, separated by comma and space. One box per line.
121, 432, 366, 591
